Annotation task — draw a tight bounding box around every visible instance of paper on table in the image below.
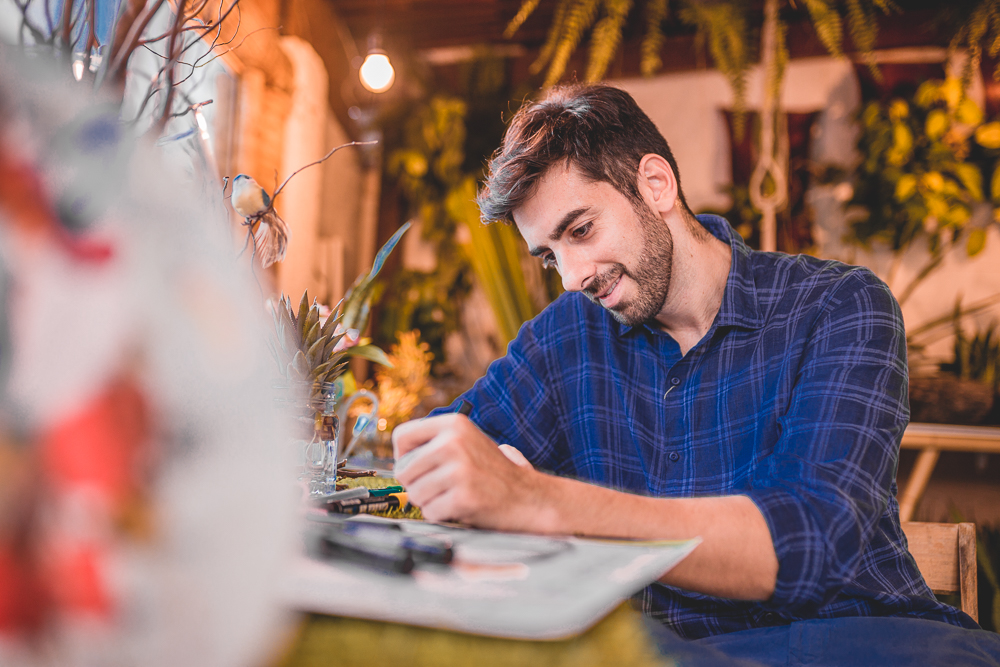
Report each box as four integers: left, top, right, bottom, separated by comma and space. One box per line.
280, 517, 700, 640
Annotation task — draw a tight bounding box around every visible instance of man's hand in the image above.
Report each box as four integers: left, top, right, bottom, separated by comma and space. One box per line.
392, 414, 777, 600
391, 414, 548, 530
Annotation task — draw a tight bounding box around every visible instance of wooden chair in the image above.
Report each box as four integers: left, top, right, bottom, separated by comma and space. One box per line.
901, 521, 979, 623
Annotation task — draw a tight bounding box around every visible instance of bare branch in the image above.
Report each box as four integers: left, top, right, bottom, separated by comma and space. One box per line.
271, 142, 379, 203
193, 25, 277, 69
152, 0, 189, 135
83, 0, 99, 74
170, 99, 213, 118
13, 0, 48, 45
102, 0, 166, 89
57, 0, 73, 50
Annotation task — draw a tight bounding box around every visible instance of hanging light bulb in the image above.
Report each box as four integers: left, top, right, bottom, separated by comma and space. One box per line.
359, 32, 395, 94
359, 48, 395, 93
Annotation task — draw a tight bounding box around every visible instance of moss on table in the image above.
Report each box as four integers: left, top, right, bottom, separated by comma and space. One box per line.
274, 603, 673, 667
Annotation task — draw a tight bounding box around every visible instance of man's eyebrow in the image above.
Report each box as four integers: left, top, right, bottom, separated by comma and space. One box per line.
527, 207, 590, 257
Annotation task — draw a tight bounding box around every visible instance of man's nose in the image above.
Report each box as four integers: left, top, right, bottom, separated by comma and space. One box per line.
558, 250, 594, 293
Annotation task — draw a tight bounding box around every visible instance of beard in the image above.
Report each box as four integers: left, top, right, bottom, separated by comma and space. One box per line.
583, 201, 674, 326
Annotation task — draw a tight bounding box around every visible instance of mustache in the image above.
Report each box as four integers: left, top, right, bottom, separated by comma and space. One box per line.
583, 264, 626, 301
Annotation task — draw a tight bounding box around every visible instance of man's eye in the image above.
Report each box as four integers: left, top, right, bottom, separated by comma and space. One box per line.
572, 222, 592, 238
541, 254, 557, 269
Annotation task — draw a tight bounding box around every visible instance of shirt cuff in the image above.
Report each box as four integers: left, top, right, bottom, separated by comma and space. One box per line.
745, 487, 833, 614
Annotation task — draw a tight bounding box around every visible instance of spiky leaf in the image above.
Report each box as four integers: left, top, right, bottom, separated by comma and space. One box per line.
341, 222, 411, 332
296, 291, 310, 340
345, 344, 394, 367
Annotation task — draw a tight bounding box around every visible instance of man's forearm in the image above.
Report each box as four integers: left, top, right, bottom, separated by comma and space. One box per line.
526, 472, 779, 600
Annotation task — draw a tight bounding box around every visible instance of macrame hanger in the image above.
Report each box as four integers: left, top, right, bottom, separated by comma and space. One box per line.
749, 0, 788, 253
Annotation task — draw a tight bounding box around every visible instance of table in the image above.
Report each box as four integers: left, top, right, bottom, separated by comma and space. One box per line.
274, 602, 669, 667
898, 422, 1000, 521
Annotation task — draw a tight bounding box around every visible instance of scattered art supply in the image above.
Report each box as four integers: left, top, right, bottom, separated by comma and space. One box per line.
325, 492, 409, 515
338, 468, 379, 478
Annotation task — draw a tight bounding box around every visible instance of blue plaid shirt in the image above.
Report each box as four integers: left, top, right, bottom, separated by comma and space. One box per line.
441, 214, 978, 639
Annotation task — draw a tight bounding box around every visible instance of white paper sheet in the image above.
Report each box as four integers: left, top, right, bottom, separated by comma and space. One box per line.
280, 518, 700, 640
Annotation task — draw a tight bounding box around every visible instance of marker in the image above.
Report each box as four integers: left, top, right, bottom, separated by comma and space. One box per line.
326, 492, 409, 515
366, 485, 404, 497
394, 400, 473, 475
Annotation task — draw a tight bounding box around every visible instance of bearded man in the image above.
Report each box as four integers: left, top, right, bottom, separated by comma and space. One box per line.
392, 84, 999, 665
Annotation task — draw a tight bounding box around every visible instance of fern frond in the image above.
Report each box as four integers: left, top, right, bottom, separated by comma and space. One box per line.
846, 0, 881, 81
680, 3, 749, 132
803, 0, 843, 59
544, 0, 601, 87
641, 0, 668, 77
531, 0, 572, 74
505, 0, 544, 39
586, 0, 634, 81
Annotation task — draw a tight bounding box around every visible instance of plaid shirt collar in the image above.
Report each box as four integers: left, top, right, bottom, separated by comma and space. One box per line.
616, 213, 764, 337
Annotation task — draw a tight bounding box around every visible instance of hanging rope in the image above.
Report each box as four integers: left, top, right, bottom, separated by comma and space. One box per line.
749, 0, 788, 253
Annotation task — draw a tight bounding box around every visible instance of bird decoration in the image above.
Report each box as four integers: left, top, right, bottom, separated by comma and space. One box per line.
231, 174, 289, 268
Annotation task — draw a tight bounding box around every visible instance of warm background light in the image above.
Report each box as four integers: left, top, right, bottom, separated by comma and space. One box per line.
359, 51, 395, 93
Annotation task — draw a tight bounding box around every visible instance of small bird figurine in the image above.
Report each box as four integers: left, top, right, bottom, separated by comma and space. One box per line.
231, 174, 289, 268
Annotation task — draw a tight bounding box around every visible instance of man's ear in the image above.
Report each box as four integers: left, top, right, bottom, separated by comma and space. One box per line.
637, 154, 679, 215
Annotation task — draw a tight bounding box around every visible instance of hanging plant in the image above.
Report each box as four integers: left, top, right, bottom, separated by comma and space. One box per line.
504, 0, 892, 114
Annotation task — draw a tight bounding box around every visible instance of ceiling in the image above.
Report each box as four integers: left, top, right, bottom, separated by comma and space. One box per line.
322, 0, 953, 83
325, 0, 554, 55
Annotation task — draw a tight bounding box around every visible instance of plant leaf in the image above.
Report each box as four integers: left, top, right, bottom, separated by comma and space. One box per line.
967, 228, 987, 256
342, 222, 411, 332
346, 344, 394, 367
305, 336, 326, 366
296, 291, 310, 340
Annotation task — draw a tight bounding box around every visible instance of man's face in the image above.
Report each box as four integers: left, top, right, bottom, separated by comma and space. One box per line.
512, 162, 674, 326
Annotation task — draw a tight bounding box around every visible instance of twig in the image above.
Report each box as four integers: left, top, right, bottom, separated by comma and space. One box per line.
170, 99, 213, 118
191, 25, 277, 69
271, 141, 378, 202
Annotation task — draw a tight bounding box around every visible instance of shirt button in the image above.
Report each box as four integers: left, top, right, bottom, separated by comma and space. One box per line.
670, 377, 680, 386
669, 452, 680, 462
763, 612, 776, 624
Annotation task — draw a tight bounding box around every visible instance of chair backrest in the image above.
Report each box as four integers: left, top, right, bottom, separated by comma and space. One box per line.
900, 521, 978, 623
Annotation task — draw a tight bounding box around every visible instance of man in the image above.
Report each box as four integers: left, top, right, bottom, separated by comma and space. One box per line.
392, 84, 996, 661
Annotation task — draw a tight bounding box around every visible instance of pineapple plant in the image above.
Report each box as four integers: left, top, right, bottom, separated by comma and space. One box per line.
269, 222, 410, 438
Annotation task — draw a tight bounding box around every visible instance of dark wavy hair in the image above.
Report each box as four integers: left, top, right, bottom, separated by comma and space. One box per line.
478, 83, 690, 224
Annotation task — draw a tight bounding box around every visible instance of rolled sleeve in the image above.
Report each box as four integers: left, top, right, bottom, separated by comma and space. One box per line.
747, 277, 908, 614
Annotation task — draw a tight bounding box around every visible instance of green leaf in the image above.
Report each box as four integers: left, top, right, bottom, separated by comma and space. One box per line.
370, 221, 412, 283
967, 228, 987, 256
346, 344, 394, 367
305, 336, 326, 366
953, 163, 984, 201
296, 291, 310, 340
341, 222, 411, 333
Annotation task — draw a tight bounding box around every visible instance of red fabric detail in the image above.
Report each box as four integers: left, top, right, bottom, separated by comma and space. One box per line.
41, 378, 150, 504
0, 547, 50, 634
